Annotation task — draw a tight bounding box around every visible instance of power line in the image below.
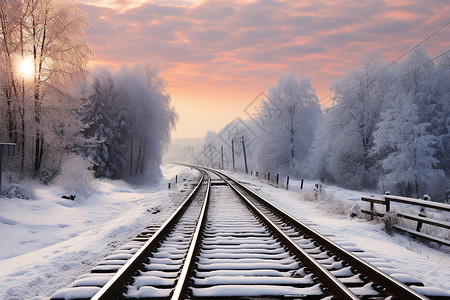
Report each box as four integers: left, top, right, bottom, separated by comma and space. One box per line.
323, 49, 450, 113
319, 20, 450, 108
431, 60, 450, 77
387, 20, 450, 68
324, 55, 449, 113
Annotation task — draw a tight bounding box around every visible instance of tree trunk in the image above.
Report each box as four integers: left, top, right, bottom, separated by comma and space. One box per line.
34, 131, 44, 174
32, 8, 48, 175
289, 114, 295, 172
135, 141, 142, 176
19, 18, 26, 176
139, 141, 147, 175
129, 138, 133, 177
20, 82, 25, 177
6, 94, 17, 143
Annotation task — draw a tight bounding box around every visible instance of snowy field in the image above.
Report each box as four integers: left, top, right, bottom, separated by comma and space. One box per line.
0, 164, 449, 299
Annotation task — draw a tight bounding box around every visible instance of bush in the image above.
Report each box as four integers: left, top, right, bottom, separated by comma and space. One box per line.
55, 154, 96, 198
0, 184, 35, 199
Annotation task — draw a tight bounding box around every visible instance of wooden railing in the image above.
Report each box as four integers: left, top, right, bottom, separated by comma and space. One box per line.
361, 194, 450, 247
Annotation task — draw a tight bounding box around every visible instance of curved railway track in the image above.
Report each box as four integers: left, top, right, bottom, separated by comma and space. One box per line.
51, 165, 439, 300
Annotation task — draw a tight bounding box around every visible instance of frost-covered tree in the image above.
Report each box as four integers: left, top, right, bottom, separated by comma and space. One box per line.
79, 68, 124, 179
113, 64, 178, 180
304, 112, 330, 181
305, 49, 449, 198
0, 0, 91, 179
372, 48, 446, 198
322, 57, 389, 189
78, 64, 178, 181
432, 52, 450, 177
256, 73, 320, 176
373, 91, 444, 197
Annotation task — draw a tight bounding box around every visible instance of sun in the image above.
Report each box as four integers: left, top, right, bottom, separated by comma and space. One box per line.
18, 57, 34, 78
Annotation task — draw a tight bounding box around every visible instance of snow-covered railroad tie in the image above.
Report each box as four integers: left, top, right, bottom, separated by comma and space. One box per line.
51, 166, 445, 299
50, 170, 208, 300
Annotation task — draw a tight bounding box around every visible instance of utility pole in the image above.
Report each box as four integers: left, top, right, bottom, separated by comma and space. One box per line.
209, 143, 213, 167
231, 139, 235, 171
242, 136, 248, 174
203, 145, 207, 166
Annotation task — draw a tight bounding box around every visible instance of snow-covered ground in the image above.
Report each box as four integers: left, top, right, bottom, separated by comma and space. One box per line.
0, 164, 449, 299
0, 164, 200, 300
224, 171, 450, 293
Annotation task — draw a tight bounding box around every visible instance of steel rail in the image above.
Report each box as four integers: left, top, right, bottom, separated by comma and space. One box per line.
212, 170, 359, 300
171, 174, 211, 299
91, 170, 206, 300
215, 169, 429, 300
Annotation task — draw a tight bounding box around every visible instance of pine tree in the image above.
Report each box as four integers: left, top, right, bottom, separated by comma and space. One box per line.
433, 52, 450, 177
373, 91, 444, 197
372, 48, 446, 198
80, 68, 124, 178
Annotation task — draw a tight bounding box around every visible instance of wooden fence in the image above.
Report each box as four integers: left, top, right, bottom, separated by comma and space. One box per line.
361, 194, 450, 247
251, 170, 305, 191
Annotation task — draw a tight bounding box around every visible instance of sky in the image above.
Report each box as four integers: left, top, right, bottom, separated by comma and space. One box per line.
77, 0, 450, 139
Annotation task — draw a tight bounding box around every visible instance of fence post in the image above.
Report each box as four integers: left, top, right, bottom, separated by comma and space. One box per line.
370, 202, 374, 221
268, 172, 271, 182
385, 191, 390, 212
300, 178, 304, 190
416, 207, 426, 232
175, 175, 178, 183
168, 182, 171, 189
276, 173, 279, 185
286, 176, 290, 190
416, 195, 429, 232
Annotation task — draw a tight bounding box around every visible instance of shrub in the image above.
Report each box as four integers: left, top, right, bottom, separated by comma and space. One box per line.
0, 184, 35, 199
55, 154, 96, 198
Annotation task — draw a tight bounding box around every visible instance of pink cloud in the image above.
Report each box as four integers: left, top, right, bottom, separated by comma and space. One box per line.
79, 0, 450, 138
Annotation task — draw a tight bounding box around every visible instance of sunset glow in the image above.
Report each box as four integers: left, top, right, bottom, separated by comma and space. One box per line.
78, 0, 450, 139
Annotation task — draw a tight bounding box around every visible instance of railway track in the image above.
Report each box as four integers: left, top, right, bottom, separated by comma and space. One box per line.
51, 165, 441, 300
